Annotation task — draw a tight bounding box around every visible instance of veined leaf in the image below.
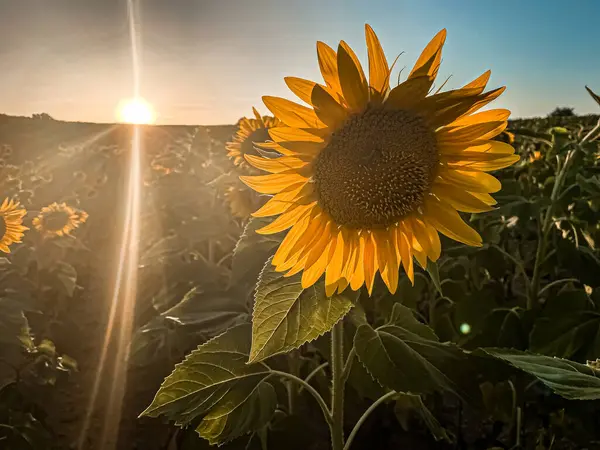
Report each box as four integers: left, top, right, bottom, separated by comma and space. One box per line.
480, 348, 600, 400
394, 393, 453, 443
249, 258, 357, 363
354, 303, 480, 405
141, 323, 276, 445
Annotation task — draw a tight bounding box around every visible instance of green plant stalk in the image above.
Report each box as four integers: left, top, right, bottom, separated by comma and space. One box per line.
528, 149, 574, 309
287, 350, 301, 415
331, 321, 345, 450
343, 391, 397, 450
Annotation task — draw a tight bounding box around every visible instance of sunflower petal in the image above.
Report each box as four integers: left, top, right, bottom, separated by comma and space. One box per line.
349, 235, 366, 291
337, 43, 369, 112
263, 96, 326, 129
423, 197, 482, 247
461, 70, 491, 94
241, 173, 307, 194
316, 41, 342, 95
365, 24, 389, 95
252, 183, 313, 218
408, 29, 446, 79
432, 183, 495, 213
244, 154, 309, 174
311, 84, 349, 129
269, 127, 325, 143
385, 76, 434, 109
438, 167, 502, 193
397, 228, 414, 284
256, 202, 316, 235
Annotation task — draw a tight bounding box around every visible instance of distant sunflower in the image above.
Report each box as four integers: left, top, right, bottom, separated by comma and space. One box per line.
529, 150, 542, 163
33, 202, 88, 237
226, 108, 281, 167
225, 186, 262, 219
0, 198, 28, 253
241, 25, 519, 296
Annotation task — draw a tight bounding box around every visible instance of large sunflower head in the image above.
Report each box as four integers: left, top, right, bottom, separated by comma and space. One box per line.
226, 108, 282, 168
0, 198, 28, 253
32, 202, 88, 238
241, 25, 519, 297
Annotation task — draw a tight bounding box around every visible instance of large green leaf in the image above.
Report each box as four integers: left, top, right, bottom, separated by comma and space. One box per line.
354, 303, 479, 404
141, 323, 276, 445
249, 258, 357, 363
480, 348, 600, 400
394, 394, 453, 443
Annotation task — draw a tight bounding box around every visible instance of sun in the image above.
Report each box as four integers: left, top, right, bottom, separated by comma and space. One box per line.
117, 97, 155, 124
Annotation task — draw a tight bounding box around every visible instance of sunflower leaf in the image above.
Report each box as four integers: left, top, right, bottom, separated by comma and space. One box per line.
478, 348, 600, 400
426, 261, 444, 296
354, 305, 481, 405
141, 323, 276, 445
249, 257, 357, 363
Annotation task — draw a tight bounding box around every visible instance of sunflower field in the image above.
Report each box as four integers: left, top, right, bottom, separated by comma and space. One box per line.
1, 26, 600, 450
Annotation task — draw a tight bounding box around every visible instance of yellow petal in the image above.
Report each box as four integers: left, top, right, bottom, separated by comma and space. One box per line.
252, 107, 265, 126
379, 229, 399, 294
279, 213, 328, 268
257, 202, 316, 235
272, 213, 314, 266
244, 154, 309, 174
432, 183, 495, 213
365, 24, 389, 95
349, 234, 366, 291
439, 140, 515, 156
427, 87, 507, 129
470, 191, 497, 206
423, 197, 482, 247
240, 173, 307, 194
316, 41, 342, 95
251, 183, 312, 218
438, 166, 502, 193
303, 219, 334, 270
269, 127, 325, 143
409, 29, 446, 79
461, 70, 491, 94
285, 77, 319, 105
363, 232, 378, 295
450, 109, 511, 127
325, 229, 346, 289
263, 96, 325, 129
437, 121, 508, 143
397, 227, 414, 284
311, 84, 349, 129
447, 154, 521, 171
301, 239, 334, 288
385, 76, 434, 109
337, 43, 368, 112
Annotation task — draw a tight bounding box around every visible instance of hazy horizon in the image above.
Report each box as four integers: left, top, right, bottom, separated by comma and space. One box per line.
1, 0, 599, 125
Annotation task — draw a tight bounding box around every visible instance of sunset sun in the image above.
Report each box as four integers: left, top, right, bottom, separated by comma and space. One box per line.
117, 97, 155, 124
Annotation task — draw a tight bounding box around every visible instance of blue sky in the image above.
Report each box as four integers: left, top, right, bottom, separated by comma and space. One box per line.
0, 0, 599, 125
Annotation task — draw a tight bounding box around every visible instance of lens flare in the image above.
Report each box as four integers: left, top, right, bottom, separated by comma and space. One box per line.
117, 97, 155, 124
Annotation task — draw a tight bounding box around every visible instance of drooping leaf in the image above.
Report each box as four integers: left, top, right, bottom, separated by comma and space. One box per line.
141, 323, 276, 445
354, 304, 480, 405
480, 348, 600, 400
249, 258, 357, 363
394, 393, 453, 443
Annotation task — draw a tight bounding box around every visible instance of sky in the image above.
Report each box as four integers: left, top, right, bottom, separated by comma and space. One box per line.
0, 0, 599, 125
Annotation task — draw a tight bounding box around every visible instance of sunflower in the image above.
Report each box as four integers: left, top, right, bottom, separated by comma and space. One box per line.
225, 186, 263, 219
240, 25, 519, 297
0, 198, 28, 253
226, 108, 282, 167
529, 150, 542, 163
33, 202, 88, 237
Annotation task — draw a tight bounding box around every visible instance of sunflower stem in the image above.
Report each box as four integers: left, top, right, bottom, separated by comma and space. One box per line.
529, 147, 576, 308
330, 321, 345, 450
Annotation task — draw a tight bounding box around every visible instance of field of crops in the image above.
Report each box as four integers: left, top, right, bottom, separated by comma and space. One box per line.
1, 105, 599, 450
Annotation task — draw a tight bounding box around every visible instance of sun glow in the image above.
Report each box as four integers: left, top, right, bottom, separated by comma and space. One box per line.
117, 97, 155, 124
